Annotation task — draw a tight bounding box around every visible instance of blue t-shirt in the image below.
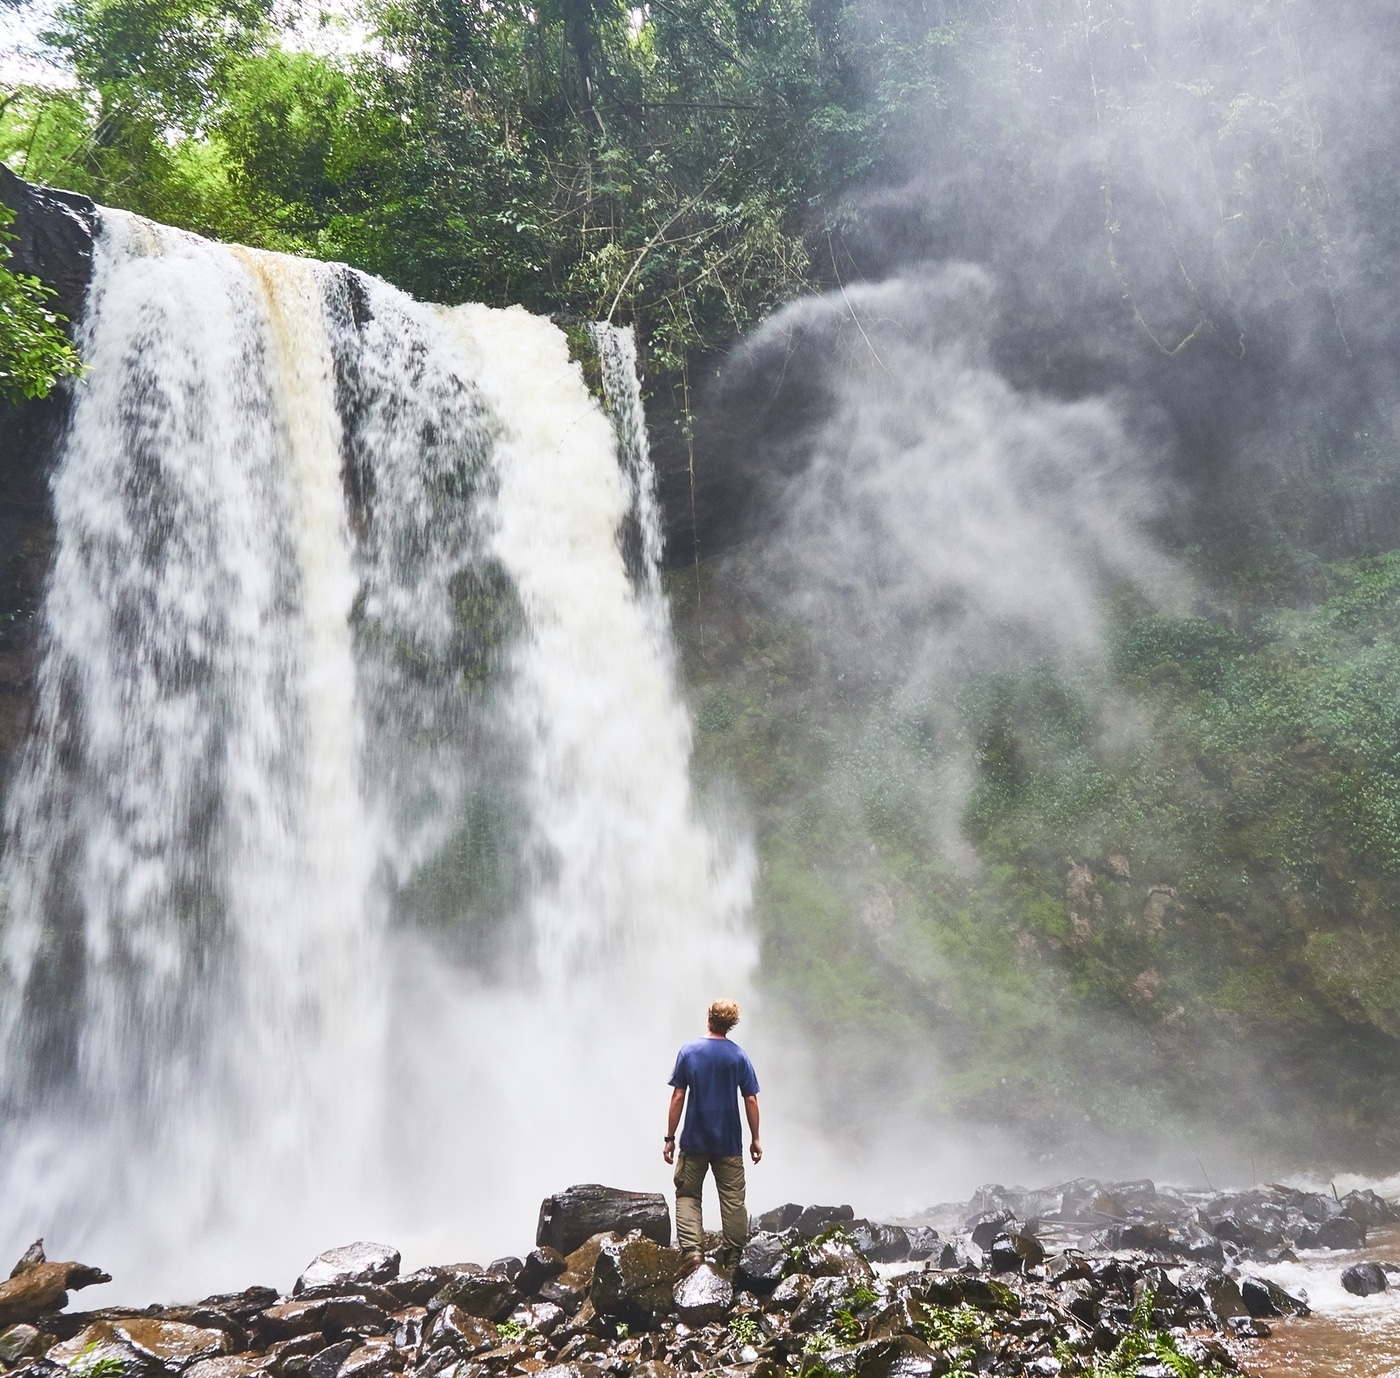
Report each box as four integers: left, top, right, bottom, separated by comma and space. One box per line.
669, 1036, 760, 1157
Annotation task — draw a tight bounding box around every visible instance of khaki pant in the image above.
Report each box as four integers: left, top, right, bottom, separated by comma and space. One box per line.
674, 1151, 747, 1255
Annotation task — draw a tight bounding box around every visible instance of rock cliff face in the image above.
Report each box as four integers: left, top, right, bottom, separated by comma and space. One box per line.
0, 168, 99, 797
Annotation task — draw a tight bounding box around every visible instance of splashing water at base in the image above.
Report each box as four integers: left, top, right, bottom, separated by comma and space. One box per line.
0, 215, 753, 1297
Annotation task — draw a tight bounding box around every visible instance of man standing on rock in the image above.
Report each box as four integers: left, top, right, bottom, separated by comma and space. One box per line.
663, 998, 762, 1268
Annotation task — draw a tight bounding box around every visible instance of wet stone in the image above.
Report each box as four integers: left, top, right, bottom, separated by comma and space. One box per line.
432, 1275, 520, 1323
901, 1229, 939, 1263
297, 1248, 402, 1298
1341, 1262, 1389, 1297
0, 1325, 46, 1364
428, 1306, 498, 1355
768, 1276, 811, 1312
536, 1188, 670, 1257
736, 1233, 791, 1293
672, 1266, 733, 1326
845, 1223, 909, 1264
507, 1303, 565, 1337
591, 1234, 681, 1324
515, 1252, 567, 1300
338, 1341, 396, 1378
752, 1206, 802, 1235
793, 1206, 855, 1241
1298, 1217, 1366, 1251
185, 1357, 273, 1378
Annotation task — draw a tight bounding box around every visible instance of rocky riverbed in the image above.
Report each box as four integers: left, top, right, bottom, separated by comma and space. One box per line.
0, 1178, 1395, 1378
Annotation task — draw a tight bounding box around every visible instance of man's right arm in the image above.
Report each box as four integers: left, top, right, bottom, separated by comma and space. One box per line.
663, 1086, 685, 1164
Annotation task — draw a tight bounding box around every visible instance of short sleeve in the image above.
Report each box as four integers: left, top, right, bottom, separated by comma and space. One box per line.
668, 1048, 690, 1088
739, 1053, 759, 1097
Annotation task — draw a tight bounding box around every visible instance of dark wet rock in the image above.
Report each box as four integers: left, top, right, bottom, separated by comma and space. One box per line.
1176, 1269, 1248, 1324
487, 1259, 523, 1282
826, 1335, 936, 1378
296, 1246, 401, 1298
968, 1212, 1015, 1250
537, 1187, 671, 1256
1297, 1217, 1366, 1251
430, 1272, 519, 1321
672, 1264, 732, 1325
386, 1272, 452, 1308
306, 1340, 358, 1378
768, 1275, 812, 1312
515, 1250, 567, 1298
1341, 1190, 1395, 1227
257, 1297, 388, 1343
845, 1222, 909, 1263
199, 1290, 281, 1324
591, 1234, 681, 1324
789, 1278, 861, 1333
537, 1273, 589, 1315
1044, 1253, 1091, 1284
0, 1325, 46, 1364
1240, 1276, 1308, 1316
298, 1284, 402, 1313
185, 1358, 273, 1378
49, 1331, 159, 1378
989, 1232, 1044, 1274
507, 1301, 565, 1336
753, 1205, 803, 1234
736, 1233, 792, 1292
901, 1228, 939, 1262
52, 1318, 228, 1374
337, 1339, 396, 1378
804, 1236, 874, 1284
1058, 1281, 1100, 1326
1226, 1316, 1271, 1339
630, 1363, 678, 1378
793, 1205, 855, 1240
865, 1298, 928, 1343
0, 168, 98, 322
1341, 1261, 1389, 1297
533, 1363, 605, 1378
426, 1304, 498, 1354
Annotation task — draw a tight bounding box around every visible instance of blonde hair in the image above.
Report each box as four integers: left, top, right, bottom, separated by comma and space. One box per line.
708, 998, 741, 1034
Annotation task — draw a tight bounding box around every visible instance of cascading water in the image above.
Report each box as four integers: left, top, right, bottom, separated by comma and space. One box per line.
0, 210, 754, 1297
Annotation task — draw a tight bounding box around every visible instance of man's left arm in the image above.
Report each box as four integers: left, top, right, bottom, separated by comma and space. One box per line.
664, 1086, 685, 1164
744, 1094, 762, 1163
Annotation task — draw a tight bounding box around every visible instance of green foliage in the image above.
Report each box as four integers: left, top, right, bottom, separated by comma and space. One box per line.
67, 1344, 127, 1378
727, 1314, 761, 1347
914, 1305, 988, 1369
495, 1320, 529, 1341
0, 204, 85, 404
1091, 1290, 1221, 1378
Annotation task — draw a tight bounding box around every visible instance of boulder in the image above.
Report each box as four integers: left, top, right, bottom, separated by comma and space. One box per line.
513, 1249, 567, 1298
296, 1246, 401, 1298
536, 1187, 671, 1256
1058, 1280, 1100, 1325
197, 1289, 281, 1324
769, 1275, 813, 1312
185, 1358, 272, 1378
1341, 1190, 1395, 1227
842, 1335, 935, 1378
590, 1234, 681, 1324
805, 1238, 874, 1284
1240, 1276, 1308, 1316
902, 1229, 939, 1262
0, 1325, 46, 1364
426, 1305, 498, 1354
753, 1205, 803, 1234
505, 1301, 565, 1336
50, 1319, 227, 1375
387, 1270, 458, 1308
429, 1273, 519, 1321
49, 1330, 156, 1378
968, 1213, 1015, 1250
0, 168, 99, 322
845, 1223, 909, 1264
0, 1241, 110, 1327
630, 1363, 678, 1378
1341, 1262, 1388, 1297
793, 1206, 855, 1240
336, 1341, 395, 1378
532, 1364, 605, 1378
487, 1259, 522, 1282
789, 1278, 863, 1333
307, 1340, 358, 1378
737, 1232, 792, 1292
989, 1232, 1044, 1274
672, 1264, 732, 1325
256, 1297, 388, 1342
1297, 1218, 1366, 1251
1176, 1269, 1248, 1324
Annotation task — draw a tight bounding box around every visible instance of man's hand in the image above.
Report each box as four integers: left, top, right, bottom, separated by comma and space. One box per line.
750, 1139, 763, 1164
663, 1138, 676, 1165
744, 1094, 761, 1164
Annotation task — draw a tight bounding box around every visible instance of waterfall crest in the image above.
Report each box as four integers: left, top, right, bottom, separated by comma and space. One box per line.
0, 215, 754, 1295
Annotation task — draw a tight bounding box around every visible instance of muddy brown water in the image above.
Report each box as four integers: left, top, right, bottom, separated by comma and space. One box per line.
1240, 1224, 1400, 1377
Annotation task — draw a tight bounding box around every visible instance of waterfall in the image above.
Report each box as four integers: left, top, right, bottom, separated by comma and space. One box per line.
0, 214, 754, 1296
